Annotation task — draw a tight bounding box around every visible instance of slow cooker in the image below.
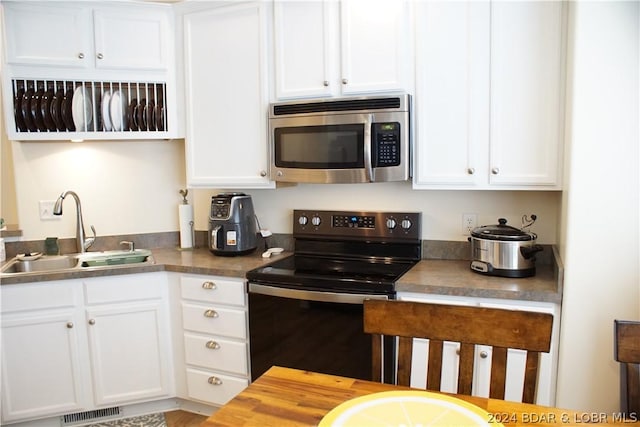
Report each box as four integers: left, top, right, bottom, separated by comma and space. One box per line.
469, 217, 543, 278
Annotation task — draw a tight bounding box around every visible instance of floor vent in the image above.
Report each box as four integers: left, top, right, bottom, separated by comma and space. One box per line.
61, 407, 121, 425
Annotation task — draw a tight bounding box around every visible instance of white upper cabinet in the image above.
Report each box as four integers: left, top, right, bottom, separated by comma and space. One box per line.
92, 8, 170, 72
413, 1, 566, 190
413, 1, 490, 187
3, 2, 170, 72
3, 3, 93, 69
488, 1, 565, 187
1, 1, 177, 141
183, 2, 273, 188
273, 0, 413, 100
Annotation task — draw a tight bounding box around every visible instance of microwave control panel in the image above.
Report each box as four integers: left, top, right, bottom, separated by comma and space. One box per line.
372, 122, 401, 167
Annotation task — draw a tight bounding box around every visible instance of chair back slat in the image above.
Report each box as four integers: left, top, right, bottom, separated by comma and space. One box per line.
364, 300, 553, 404
457, 342, 475, 395
614, 320, 640, 415
489, 347, 508, 400
426, 339, 443, 390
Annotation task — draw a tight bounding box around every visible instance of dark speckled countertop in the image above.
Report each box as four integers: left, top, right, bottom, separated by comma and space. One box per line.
1, 247, 562, 304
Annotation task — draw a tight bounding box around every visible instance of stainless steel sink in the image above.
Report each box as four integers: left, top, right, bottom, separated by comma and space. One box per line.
1, 249, 153, 276
1, 255, 80, 274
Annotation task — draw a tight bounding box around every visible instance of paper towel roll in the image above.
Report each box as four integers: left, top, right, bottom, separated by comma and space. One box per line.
179, 204, 194, 249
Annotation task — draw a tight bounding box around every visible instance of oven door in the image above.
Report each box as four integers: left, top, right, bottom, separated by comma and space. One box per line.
248, 283, 394, 383
270, 114, 373, 184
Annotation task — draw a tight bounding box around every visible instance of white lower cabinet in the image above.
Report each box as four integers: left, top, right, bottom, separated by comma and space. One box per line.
179, 275, 249, 407
396, 292, 560, 406
0, 273, 173, 424
84, 275, 174, 406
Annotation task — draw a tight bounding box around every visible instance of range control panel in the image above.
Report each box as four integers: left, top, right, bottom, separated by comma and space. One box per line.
293, 210, 421, 241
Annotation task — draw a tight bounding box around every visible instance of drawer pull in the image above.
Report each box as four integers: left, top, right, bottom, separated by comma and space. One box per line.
202, 281, 217, 290
206, 340, 221, 350
208, 376, 223, 385
480, 350, 489, 359
204, 309, 219, 318
66, 322, 74, 329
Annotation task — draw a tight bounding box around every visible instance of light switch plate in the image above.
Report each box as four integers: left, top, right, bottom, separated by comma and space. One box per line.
39, 200, 58, 220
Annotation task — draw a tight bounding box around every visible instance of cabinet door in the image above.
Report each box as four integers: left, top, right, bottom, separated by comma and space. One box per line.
339, 0, 412, 94
86, 301, 172, 406
489, 1, 565, 187
413, 1, 490, 187
1, 310, 89, 422
183, 3, 272, 188
273, 1, 334, 99
93, 8, 170, 71
3, 2, 93, 68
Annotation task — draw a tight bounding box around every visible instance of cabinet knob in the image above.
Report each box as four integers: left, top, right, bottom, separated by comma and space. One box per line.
208, 376, 223, 385
467, 168, 475, 175
206, 340, 221, 350
491, 167, 500, 175
480, 350, 489, 359
78, 53, 85, 59
260, 170, 267, 177
323, 80, 330, 87
66, 322, 74, 329
202, 281, 216, 290
204, 309, 219, 318
96, 53, 104, 60
88, 319, 96, 325
342, 78, 348, 85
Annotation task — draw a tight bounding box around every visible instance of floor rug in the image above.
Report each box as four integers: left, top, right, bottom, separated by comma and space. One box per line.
87, 413, 167, 427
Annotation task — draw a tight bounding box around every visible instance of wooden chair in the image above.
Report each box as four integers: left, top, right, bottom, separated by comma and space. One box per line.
363, 299, 553, 404
614, 320, 640, 416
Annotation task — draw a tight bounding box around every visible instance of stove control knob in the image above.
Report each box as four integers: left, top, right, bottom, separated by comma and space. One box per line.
401, 219, 412, 230
311, 216, 322, 226
386, 218, 397, 230
298, 215, 309, 226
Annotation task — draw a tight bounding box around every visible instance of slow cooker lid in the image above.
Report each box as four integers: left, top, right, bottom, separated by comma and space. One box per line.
471, 218, 536, 241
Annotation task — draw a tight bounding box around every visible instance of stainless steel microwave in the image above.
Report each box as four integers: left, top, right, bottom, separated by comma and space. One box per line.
269, 94, 411, 184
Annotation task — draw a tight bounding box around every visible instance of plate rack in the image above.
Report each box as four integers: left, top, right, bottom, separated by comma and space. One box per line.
11, 79, 168, 135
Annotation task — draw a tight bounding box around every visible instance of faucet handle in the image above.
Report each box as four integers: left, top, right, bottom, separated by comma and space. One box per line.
84, 225, 96, 251
120, 240, 135, 252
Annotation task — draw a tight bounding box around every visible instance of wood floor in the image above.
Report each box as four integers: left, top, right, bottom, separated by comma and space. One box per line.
164, 410, 208, 427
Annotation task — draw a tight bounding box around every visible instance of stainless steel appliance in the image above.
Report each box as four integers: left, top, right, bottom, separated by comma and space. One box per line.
469, 216, 543, 278
208, 193, 257, 256
246, 210, 421, 382
269, 94, 412, 184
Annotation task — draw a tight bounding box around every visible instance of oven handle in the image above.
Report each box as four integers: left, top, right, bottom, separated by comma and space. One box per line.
248, 283, 389, 304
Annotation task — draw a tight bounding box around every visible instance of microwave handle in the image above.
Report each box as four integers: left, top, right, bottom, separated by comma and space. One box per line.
364, 114, 374, 182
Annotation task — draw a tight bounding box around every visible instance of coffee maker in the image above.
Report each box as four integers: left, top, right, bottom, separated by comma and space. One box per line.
208, 193, 257, 256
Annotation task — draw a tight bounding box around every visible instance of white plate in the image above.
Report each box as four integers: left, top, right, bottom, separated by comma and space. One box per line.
101, 90, 112, 131
72, 86, 92, 131
109, 90, 128, 131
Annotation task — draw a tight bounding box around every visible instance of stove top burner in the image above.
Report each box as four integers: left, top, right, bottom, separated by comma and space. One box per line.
247, 254, 417, 295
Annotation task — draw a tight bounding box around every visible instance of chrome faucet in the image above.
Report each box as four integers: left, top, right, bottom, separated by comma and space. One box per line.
53, 190, 96, 253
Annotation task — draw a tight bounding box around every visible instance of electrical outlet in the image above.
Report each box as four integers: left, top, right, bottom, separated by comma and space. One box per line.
462, 213, 477, 235
39, 201, 58, 220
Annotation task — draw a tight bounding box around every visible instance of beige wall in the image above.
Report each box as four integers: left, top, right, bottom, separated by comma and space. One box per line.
557, 1, 639, 412
11, 139, 186, 240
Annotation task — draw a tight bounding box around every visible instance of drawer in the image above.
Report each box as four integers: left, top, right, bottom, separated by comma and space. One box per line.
180, 275, 245, 306
1, 280, 82, 312
182, 302, 247, 339
184, 333, 248, 375
186, 368, 248, 406
84, 273, 165, 304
